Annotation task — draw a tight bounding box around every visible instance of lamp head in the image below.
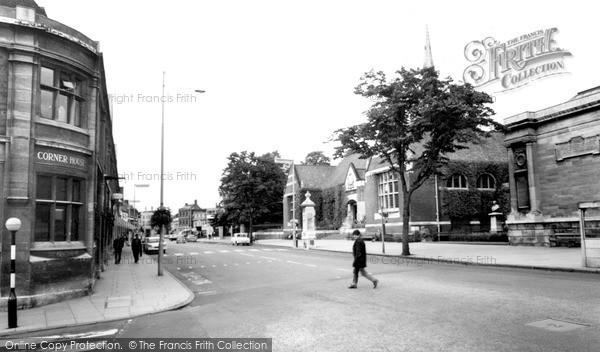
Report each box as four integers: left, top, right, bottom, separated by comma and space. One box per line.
5, 218, 21, 232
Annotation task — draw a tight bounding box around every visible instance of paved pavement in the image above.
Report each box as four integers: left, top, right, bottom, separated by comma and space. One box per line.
0, 237, 596, 336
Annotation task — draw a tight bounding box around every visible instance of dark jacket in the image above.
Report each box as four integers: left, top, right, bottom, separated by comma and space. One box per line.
113, 236, 124, 252
352, 237, 367, 268
131, 237, 143, 255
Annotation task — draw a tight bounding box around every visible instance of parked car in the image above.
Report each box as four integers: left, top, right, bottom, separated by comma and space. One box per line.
143, 236, 168, 254
186, 233, 198, 242
231, 232, 251, 246
167, 232, 179, 241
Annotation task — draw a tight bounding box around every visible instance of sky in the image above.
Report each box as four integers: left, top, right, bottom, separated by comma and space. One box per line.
35, 0, 599, 213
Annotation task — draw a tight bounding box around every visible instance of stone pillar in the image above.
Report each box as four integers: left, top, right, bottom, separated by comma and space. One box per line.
506, 147, 518, 215
301, 191, 316, 249
526, 142, 541, 213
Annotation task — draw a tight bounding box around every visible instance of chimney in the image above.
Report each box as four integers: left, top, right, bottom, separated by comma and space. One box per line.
194, 200, 197, 205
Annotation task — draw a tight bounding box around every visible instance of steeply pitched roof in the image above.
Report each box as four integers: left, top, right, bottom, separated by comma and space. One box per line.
368, 132, 507, 171
293, 154, 368, 190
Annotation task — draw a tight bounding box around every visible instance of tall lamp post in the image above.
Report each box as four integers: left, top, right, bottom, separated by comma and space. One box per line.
158, 71, 204, 276
5, 217, 21, 328
275, 158, 297, 248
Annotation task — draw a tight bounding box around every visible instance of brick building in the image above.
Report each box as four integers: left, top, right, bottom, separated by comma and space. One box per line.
504, 86, 600, 245
0, 1, 120, 308
282, 135, 508, 239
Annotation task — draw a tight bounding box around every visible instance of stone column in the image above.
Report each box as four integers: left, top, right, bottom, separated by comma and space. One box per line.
526, 142, 541, 213
301, 191, 316, 249
506, 147, 518, 215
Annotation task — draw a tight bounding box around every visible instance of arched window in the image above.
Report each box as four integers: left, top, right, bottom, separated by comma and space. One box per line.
477, 173, 496, 190
447, 174, 468, 189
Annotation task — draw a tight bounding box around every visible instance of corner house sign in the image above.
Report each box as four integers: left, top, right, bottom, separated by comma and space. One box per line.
35, 147, 87, 170
463, 28, 572, 92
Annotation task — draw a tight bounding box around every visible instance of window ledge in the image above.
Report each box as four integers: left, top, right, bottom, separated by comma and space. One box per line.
35, 117, 89, 136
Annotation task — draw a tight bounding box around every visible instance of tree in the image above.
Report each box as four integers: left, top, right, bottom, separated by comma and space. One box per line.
151, 208, 172, 233
219, 151, 286, 240
333, 67, 502, 255
302, 151, 331, 165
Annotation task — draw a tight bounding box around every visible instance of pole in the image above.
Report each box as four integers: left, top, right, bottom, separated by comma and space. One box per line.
379, 209, 386, 254
292, 163, 297, 248
158, 71, 165, 276
580, 209, 587, 268
8, 228, 17, 328
435, 174, 441, 241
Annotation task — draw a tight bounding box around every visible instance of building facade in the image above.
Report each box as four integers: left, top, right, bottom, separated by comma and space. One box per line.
504, 86, 600, 245
282, 134, 508, 239
178, 200, 202, 230
0, 1, 120, 308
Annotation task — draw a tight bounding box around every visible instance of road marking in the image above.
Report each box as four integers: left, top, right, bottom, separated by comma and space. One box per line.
174, 253, 184, 256
305, 264, 317, 267
192, 279, 211, 285
336, 269, 352, 272
286, 260, 302, 265
262, 248, 273, 251
204, 251, 214, 254
219, 250, 230, 253
275, 249, 288, 251
40, 329, 119, 339
260, 256, 278, 261
249, 249, 260, 252
234, 249, 244, 252
197, 290, 217, 296
190, 252, 199, 255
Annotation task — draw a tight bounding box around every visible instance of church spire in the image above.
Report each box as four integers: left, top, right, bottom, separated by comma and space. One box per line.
424, 25, 434, 68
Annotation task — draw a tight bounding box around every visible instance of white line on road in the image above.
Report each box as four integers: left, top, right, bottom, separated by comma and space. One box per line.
190, 252, 199, 255
336, 268, 352, 272
305, 264, 317, 267
174, 253, 184, 256
261, 248, 273, 251
204, 251, 214, 254
286, 261, 303, 265
249, 249, 260, 252
219, 250, 230, 253
234, 249, 244, 252
260, 256, 278, 261
197, 290, 217, 296
275, 249, 288, 251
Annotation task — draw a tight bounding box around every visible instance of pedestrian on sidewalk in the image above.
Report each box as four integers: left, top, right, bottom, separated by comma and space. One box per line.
113, 234, 125, 264
349, 230, 378, 289
131, 233, 143, 264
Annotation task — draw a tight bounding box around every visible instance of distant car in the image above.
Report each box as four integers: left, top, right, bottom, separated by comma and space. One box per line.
231, 232, 250, 246
186, 233, 197, 242
143, 236, 168, 254
167, 232, 179, 241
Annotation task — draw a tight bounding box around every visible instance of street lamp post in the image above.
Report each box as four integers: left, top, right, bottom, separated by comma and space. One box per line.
5, 217, 21, 328
158, 71, 204, 276
133, 184, 149, 230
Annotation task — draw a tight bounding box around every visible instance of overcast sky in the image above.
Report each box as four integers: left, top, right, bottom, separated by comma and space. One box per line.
35, 0, 598, 213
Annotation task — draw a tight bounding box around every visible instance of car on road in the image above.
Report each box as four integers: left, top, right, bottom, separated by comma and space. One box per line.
186, 233, 198, 242
143, 236, 168, 254
231, 232, 251, 246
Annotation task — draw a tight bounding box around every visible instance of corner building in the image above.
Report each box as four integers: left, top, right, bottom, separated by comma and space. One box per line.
0, 1, 120, 308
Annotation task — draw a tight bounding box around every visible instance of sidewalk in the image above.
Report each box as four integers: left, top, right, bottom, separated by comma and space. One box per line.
0, 245, 194, 337
250, 238, 600, 274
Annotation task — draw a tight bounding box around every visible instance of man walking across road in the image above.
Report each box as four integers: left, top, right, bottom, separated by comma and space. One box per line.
113, 234, 125, 264
349, 230, 378, 289
131, 233, 143, 264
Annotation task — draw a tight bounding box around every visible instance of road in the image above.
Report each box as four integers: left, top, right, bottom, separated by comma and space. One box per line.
6, 240, 600, 352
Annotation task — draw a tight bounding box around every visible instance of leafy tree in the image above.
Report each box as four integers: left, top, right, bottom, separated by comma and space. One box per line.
333, 67, 502, 255
219, 151, 286, 240
151, 208, 172, 233
302, 151, 331, 165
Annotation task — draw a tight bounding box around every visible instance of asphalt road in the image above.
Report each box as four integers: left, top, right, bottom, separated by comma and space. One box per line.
6, 241, 600, 352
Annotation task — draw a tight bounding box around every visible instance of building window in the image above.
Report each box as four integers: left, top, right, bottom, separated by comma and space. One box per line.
476, 174, 496, 190
378, 171, 399, 209
447, 174, 468, 189
35, 174, 84, 242
40, 65, 85, 127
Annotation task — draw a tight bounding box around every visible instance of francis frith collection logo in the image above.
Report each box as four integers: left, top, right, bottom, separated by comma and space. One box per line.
463, 28, 572, 92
